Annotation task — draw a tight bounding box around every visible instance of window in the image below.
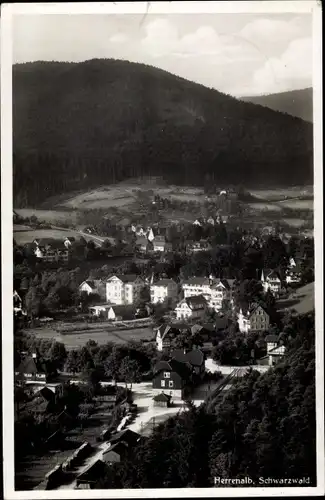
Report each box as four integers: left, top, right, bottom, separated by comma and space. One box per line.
164, 372, 171, 379
161, 380, 165, 387
169, 381, 174, 388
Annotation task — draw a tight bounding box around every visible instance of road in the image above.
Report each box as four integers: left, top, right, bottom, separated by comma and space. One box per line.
205, 358, 269, 375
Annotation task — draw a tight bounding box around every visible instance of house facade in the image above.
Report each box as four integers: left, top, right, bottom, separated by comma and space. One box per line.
152, 359, 192, 399
15, 354, 48, 386
34, 239, 70, 263
79, 279, 106, 299
106, 275, 145, 305
238, 304, 270, 334
155, 324, 180, 351
182, 277, 213, 300
150, 279, 178, 304
186, 240, 212, 254
175, 295, 207, 321
261, 270, 282, 296
209, 279, 235, 312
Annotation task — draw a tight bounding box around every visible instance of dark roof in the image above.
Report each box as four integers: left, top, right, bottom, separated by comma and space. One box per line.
35, 237, 56, 245
172, 322, 191, 332
154, 279, 177, 287
249, 304, 269, 317
135, 237, 148, 246
109, 429, 141, 447
153, 393, 172, 402
37, 238, 67, 250
84, 280, 96, 288
103, 442, 128, 459
109, 305, 136, 319
154, 359, 192, 380
108, 274, 141, 283
37, 386, 55, 401
77, 460, 108, 483
265, 334, 279, 342
171, 349, 205, 367
183, 277, 210, 286
16, 356, 47, 375
185, 295, 207, 308
214, 317, 229, 331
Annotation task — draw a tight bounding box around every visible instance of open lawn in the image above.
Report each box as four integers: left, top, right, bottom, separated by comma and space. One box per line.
15, 208, 79, 225
25, 325, 154, 350
277, 282, 314, 316
249, 186, 313, 201
13, 228, 80, 245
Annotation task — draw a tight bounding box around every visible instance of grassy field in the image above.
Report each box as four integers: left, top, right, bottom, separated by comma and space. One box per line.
250, 186, 313, 201
25, 325, 154, 350
13, 228, 80, 245
277, 282, 314, 316
15, 208, 79, 225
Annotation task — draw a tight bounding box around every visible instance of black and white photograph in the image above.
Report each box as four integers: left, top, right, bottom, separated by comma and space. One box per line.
1, 1, 324, 498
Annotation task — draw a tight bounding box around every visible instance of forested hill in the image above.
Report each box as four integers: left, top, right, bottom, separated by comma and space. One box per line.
240, 88, 313, 123
13, 59, 313, 207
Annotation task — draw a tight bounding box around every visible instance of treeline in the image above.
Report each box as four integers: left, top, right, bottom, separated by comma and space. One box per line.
13, 59, 313, 206
96, 312, 316, 488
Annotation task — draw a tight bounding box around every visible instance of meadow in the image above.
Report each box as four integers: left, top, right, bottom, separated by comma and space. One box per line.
14, 228, 80, 245
25, 325, 154, 350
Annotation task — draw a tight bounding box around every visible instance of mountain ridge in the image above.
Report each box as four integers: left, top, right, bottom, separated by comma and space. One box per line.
239, 88, 313, 122
13, 58, 313, 206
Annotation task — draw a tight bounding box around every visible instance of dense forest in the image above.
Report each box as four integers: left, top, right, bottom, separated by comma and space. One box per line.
13, 59, 313, 207
240, 88, 313, 123
95, 312, 315, 488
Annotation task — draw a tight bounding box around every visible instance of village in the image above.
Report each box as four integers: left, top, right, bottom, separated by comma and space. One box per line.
13, 203, 314, 490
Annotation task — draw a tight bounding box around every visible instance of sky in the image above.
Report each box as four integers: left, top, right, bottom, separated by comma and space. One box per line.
12, 12, 313, 96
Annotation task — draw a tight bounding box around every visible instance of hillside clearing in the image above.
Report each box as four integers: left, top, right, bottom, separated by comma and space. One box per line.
13, 228, 80, 245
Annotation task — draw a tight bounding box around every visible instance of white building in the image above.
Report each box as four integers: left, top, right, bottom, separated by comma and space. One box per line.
261, 270, 282, 296
106, 275, 145, 305
263, 334, 286, 366
150, 279, 178, 304
285, 257, 302, 284
182, 277, 213, 301
237, 304, 270, 334
175, 295, 207, 321
89, 304, 111, 317
79, 279, 106, 299
209, 279, 235, 312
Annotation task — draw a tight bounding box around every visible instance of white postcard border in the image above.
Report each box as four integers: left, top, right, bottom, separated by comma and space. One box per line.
1, 2, 323, 499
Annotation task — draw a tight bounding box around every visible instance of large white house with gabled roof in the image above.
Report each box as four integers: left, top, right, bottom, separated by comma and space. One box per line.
150, 278, 178, 304
106, 275, 145, 305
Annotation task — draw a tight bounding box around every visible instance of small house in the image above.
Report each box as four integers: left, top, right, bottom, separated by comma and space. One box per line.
237, 304, 270, 334
155, 324, 180, 351
261, 269, 282, 296
152, 359, 192, 399
79, 279, 106, 299
108, 429, 142, 448
89, 303, 111, 318
107, 305, 136, 321
15, 353, 48, 385
153, 393, 172, 408
76, 460, 109, 489
102, 442, 129, 464
175, 295, 207, 321
150, 278, 178, 304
